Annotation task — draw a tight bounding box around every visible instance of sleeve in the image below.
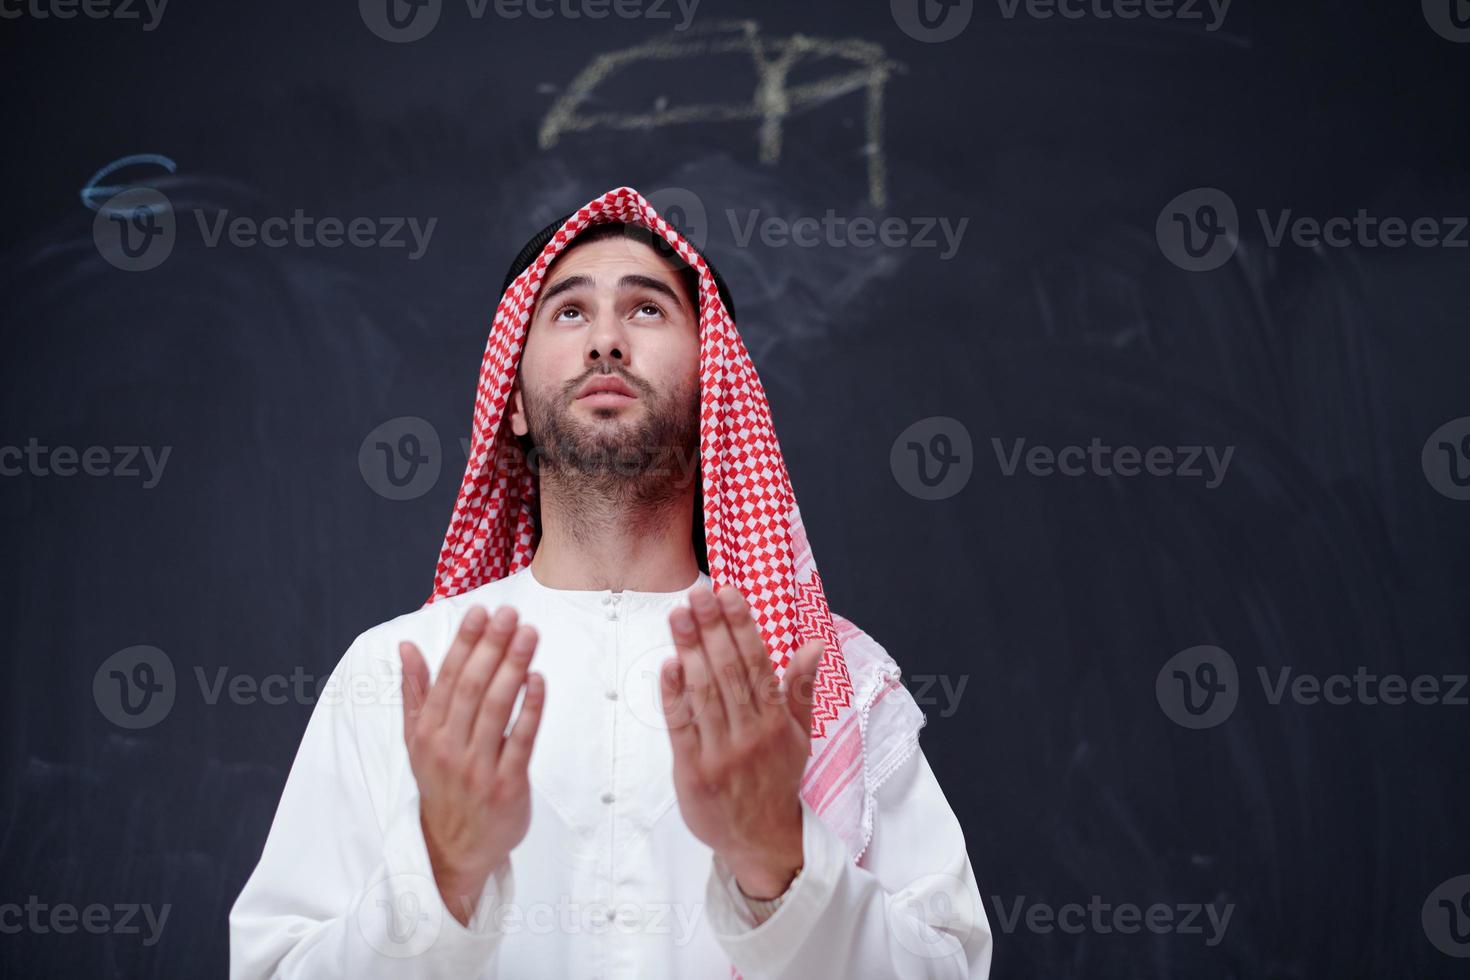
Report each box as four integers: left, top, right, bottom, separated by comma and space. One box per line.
228, 631, 515, 979
703, 746, 993, 979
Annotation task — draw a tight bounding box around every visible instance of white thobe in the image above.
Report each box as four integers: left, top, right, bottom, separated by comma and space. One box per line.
229, 564, 993, 979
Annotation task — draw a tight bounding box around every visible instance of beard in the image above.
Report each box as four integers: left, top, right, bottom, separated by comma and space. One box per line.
520, 368, 701, 509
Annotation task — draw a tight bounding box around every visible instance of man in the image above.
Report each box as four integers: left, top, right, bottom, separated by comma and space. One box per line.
229, 187, 993, 978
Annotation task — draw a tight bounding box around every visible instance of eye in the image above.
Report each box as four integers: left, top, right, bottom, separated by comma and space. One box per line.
552, 305, 583, 322
633, 300, 666, 319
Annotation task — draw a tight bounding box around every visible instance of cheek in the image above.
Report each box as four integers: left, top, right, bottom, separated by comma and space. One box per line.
648, 350, 698, 400
681, 344, 702, 392
661, 334, 701, 385
520, 330, 576, 392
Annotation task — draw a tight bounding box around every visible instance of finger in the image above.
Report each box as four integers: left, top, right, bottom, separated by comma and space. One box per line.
472, 623, 537, 763
670, 605, 727, 744
421, 605, 490, 731
496, 669, 546, 782
716, 586, 779, 718
783, 639, 827, 738
659, 656, 700, 757
689, 585, 758, 733
398, 641, 430, 745
446, 606, 517, 745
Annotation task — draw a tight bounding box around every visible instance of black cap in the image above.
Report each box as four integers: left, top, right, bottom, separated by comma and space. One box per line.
500, 211, 737, 323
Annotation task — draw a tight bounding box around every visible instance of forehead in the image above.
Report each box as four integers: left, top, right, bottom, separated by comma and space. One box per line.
541, 234, 685, 287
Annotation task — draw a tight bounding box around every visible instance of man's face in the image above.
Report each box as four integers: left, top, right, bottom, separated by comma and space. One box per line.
509, 233, 701, 486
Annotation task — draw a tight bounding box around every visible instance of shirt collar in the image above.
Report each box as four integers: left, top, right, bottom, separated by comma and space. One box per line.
514, 563, 712, 612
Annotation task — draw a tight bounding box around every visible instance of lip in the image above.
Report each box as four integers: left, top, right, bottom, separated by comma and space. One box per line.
576, 376, 638, 400
579, 391, 637, 407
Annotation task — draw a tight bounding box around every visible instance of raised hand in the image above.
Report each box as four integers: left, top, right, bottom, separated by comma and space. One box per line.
399, 605, 544, 925
659, 584, 826, 900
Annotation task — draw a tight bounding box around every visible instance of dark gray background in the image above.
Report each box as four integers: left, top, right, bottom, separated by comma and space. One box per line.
2, 0, 1468, 976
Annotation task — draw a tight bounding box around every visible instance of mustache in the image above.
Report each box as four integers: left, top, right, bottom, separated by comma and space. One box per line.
565, 365, 648, 400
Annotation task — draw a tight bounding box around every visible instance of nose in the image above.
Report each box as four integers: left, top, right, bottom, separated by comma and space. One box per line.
584, 308, 628, 367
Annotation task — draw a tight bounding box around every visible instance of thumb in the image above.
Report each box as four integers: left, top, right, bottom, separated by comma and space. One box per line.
398, 641, 430, 743
783, 639, 826, 737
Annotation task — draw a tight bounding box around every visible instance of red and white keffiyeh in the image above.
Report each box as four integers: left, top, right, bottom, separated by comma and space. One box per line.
424, 186, 926, 896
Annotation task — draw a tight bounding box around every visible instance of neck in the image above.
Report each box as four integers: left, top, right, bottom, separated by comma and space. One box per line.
530, 471, 702, 593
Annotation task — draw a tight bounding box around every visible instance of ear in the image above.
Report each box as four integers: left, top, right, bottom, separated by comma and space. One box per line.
509, 383, 528, 437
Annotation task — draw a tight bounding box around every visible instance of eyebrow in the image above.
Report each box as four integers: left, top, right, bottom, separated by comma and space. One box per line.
537, 273, 686, 312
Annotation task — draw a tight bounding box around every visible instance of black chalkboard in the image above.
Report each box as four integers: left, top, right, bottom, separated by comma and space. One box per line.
2, 0, 1468, 976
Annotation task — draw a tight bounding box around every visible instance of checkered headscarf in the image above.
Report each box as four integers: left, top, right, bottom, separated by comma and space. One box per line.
425, 186, 925, 894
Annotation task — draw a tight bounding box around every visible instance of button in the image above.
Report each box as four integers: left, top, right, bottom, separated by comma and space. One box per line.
601, 791, 616, 804
604, 689, 619, 701
600, 595, 610, 605
606, 610, 618, 620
